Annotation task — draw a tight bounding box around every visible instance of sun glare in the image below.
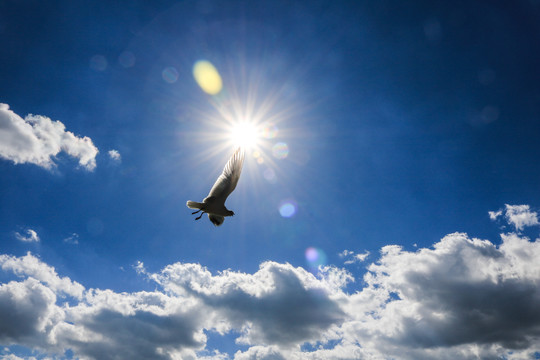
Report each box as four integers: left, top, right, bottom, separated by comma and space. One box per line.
188, 59, 295, 175
230, 122, 259, 149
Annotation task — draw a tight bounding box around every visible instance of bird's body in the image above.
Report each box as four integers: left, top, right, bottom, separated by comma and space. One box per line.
186, 147, 245, 226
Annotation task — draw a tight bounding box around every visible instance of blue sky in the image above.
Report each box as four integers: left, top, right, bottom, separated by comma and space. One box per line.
1, 1, 540, 359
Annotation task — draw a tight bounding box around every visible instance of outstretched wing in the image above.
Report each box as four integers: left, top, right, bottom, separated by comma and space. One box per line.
206, 147, 245, 201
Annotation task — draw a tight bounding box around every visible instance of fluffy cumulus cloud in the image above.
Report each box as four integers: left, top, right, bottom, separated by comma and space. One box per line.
0, 103, 98, 170
154, 261, 348, 347
59, 291, 206, 360
0, 255, 348, 360
0, 278, 60, 347
490, 204, 539, 231
1, 206, 540, 359
504, 204, 539, 231
345, 232, 540, 359
0, 253, 84, 299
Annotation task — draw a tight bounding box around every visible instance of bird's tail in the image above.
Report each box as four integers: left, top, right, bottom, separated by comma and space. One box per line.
186, 200, 204, 210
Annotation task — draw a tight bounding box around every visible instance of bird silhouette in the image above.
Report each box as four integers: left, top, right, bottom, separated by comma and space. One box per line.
186, 147, 245, 226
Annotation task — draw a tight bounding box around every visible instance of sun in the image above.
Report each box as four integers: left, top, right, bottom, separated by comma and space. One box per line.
229, 121, 260, 149
188, 59, 293, 164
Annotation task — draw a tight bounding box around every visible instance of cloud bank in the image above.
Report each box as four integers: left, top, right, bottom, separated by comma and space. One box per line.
1, 207, 540, 359
0, 103, 98, 170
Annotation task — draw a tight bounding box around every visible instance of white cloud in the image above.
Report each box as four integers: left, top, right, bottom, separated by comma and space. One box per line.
234, 345, 286, 360
108, 149, 121, 163
0, 254, 349, 360
133, 261, 146, 275
14, 229, 39, 243
153, 261, 348, 347
488, 209, 502, 221
0, 103, 98, 170
0, 252, 84, 299
354, 252, 370, 262
504, 204, 539, 231
1, 354, 39, 360
0, 278, 62, 348
63, 233, 79, 245
338, 249, 354, 258
59, 296, 206, 360
347, 252, 370, 265
342, 231, 540, 359
2, 208, 540, 359
339, 249, 370, 265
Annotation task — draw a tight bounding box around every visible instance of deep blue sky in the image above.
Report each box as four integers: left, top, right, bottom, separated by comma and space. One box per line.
1, 1, 540, 359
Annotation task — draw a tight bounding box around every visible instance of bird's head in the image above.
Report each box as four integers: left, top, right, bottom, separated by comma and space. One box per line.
228, 210, 235, 216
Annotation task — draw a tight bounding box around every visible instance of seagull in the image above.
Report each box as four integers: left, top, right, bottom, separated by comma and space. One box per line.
186, 147, 245, 226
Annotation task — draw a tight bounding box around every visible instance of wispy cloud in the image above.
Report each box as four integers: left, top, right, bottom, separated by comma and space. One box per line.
1, 206, 540, 359
0, 103, 98, 170
339, 249, 370, 265
488, 209, 502, 220
14, 229, 39, 243
108, 149, 121, 163
133, 260, 146, 275
63, 233, 79, 245
338, 249, 354, 258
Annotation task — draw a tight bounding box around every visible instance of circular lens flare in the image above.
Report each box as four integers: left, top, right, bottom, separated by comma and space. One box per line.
162, 67, 179, 83
193, 60, 223, 95
262, 123, 278, 139
230, 122, 259, 149
305, 247, 327, 272
279, 199, 297, 218
272, 142, 289, 159
305, 247, 319, 262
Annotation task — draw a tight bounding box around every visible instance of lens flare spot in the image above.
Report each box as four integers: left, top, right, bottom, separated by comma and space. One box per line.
262, 123, 278, 139
263, 168, 276, 183
193, 60, 223, 95
162, 67, 179, 83
272, 142, 289, 159
305, 247, 327, 270
279, 200, 297, 218
118, 51, 135, 68
305, 247, 318, 262
90, 55, 107, 71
